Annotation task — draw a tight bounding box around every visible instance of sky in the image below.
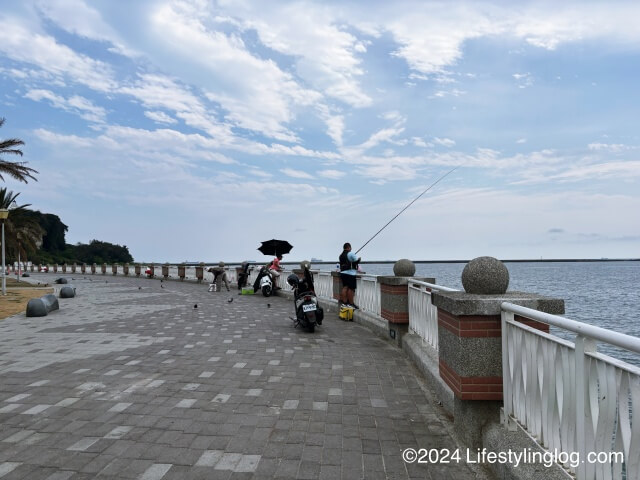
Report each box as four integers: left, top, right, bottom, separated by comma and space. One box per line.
0, 0, 639, 263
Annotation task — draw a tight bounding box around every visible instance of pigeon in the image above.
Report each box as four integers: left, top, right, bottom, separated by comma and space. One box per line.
194, 304, 198, 309
228, 298, 233, 303
267, 303, 271, 308
138, 286, 142, 290
161, 279, 163, 283
161, 285, 164, 289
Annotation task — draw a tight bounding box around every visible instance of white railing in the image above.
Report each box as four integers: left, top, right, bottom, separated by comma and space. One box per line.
315, 271, 333, 299
355, 275, 381, 316
501, 302, 640, 480
408, 280, 459, 350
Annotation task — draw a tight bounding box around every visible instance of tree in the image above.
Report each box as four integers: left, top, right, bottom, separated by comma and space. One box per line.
0, 118, 38, 183
0, 188, 45, 262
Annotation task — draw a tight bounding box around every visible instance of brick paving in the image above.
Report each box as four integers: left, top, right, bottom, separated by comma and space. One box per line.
0, 274, 490, 479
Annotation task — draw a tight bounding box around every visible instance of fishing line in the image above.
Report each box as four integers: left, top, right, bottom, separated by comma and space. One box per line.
355, 165, 460, 255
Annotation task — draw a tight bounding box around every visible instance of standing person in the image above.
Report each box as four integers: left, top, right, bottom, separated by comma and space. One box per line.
269, 254, 283, 290
207, 262, 230, 291
339, 242, 360, 309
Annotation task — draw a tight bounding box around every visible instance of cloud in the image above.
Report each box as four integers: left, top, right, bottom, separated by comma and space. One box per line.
150, 2, 321, 143
318, 169, 346, 179
433, 137, 456, 148
280, 168, 313, 179
34, 0, 138, 57
25, 88, 106, 123
119, 74, 232, 140
0, 16, 116, 92
513, 72, 534, 88
587, 143, 628, 153
548, 228, 565, 234
235, 2, 372, 107
144, 111, 178, 125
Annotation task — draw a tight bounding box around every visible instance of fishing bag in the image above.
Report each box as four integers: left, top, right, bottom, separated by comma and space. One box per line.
339, 305, 354, 321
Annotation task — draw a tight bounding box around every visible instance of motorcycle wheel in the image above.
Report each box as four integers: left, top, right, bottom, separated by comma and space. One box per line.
262, 285, 272, 297
307, 324, 315, 333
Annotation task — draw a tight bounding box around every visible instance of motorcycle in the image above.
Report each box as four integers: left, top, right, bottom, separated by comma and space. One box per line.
286, 267, 323, 333
237, 261, 252, 290
253, 266, 274, 297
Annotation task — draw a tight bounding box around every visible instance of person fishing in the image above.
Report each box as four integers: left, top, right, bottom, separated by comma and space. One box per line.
339, 242, 361, 309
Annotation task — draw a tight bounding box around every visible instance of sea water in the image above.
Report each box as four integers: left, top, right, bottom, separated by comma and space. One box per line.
361, 261, 640, 366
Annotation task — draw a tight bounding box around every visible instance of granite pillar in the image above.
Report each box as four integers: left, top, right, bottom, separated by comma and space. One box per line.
432, 290, 564, 448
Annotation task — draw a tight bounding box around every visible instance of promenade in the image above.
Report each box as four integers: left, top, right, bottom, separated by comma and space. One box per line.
0, 274, 489, 480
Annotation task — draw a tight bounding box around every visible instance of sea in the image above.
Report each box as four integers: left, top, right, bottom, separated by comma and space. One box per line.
359, 260, 640, 367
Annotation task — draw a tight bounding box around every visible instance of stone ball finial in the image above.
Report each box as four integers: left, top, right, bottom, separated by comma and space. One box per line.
393, 258, 416, 277
300, 260, 311, 270
461, 256, 509, 294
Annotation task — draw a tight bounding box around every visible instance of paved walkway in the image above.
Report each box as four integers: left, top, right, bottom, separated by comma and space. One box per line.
0, 274, 489, 479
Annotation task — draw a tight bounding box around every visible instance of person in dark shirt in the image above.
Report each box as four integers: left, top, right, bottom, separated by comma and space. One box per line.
338, 242, 360, 309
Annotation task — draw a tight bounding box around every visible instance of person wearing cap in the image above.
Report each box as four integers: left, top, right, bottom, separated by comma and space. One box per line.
208, 261, 230, 291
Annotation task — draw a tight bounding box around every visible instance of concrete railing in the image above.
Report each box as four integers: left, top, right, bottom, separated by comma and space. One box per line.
407, 280, 459, 351
501, 302, 640, 480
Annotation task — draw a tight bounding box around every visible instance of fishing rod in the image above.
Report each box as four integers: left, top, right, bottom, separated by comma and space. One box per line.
355, 165, 460, 255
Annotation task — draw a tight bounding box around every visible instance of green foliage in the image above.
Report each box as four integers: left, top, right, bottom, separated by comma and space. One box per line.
0, 117, 38, 183
2, 188, 134, 265
29, 240, 133, 265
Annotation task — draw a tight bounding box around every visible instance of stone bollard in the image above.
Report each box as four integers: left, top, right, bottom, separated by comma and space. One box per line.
195, 264, 204, 283
62, 264, 67, 273
101, 263, 107, 275
26, 294, 59, 317
380, 259, 434, 348
147, 265, 155, 278
30, 264, 34, 272
60, 285, 76, 298
112, 264, 118, 275
81, 263, 86, 274
178, 264, 186, 281
431, 256, 564, 448
123, 263, 129, 275
53, 264, 58, 273
135, 264, 141, 277
91, 263, 96, 274
72, 263, 77, 273
162, 264, 170, 279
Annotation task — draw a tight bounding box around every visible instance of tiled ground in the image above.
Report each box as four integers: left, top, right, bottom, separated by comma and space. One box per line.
0, 273, 490, 479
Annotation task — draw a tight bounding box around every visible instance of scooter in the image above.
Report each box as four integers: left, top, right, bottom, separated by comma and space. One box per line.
237, 261, 251, 290
286, 267, 323, 333
253, 266, 274, 297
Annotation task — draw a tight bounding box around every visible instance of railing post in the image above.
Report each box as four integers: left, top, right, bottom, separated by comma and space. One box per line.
195, 263, 204, 283
575, 335, 597, 480
432, 257, 564, 448
501, 310, 516, 429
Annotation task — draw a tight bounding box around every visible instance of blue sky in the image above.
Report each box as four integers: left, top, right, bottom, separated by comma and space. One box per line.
1, 0, 639, 263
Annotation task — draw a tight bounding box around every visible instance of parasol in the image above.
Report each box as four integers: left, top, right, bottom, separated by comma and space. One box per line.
257, 239, 293, 257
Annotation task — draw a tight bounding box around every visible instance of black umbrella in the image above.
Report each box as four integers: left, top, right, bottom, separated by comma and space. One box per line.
258, 239, 293, 257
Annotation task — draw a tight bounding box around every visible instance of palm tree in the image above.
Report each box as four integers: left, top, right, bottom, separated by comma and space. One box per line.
0, 118, 38, 183
0, 188, 44, 262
